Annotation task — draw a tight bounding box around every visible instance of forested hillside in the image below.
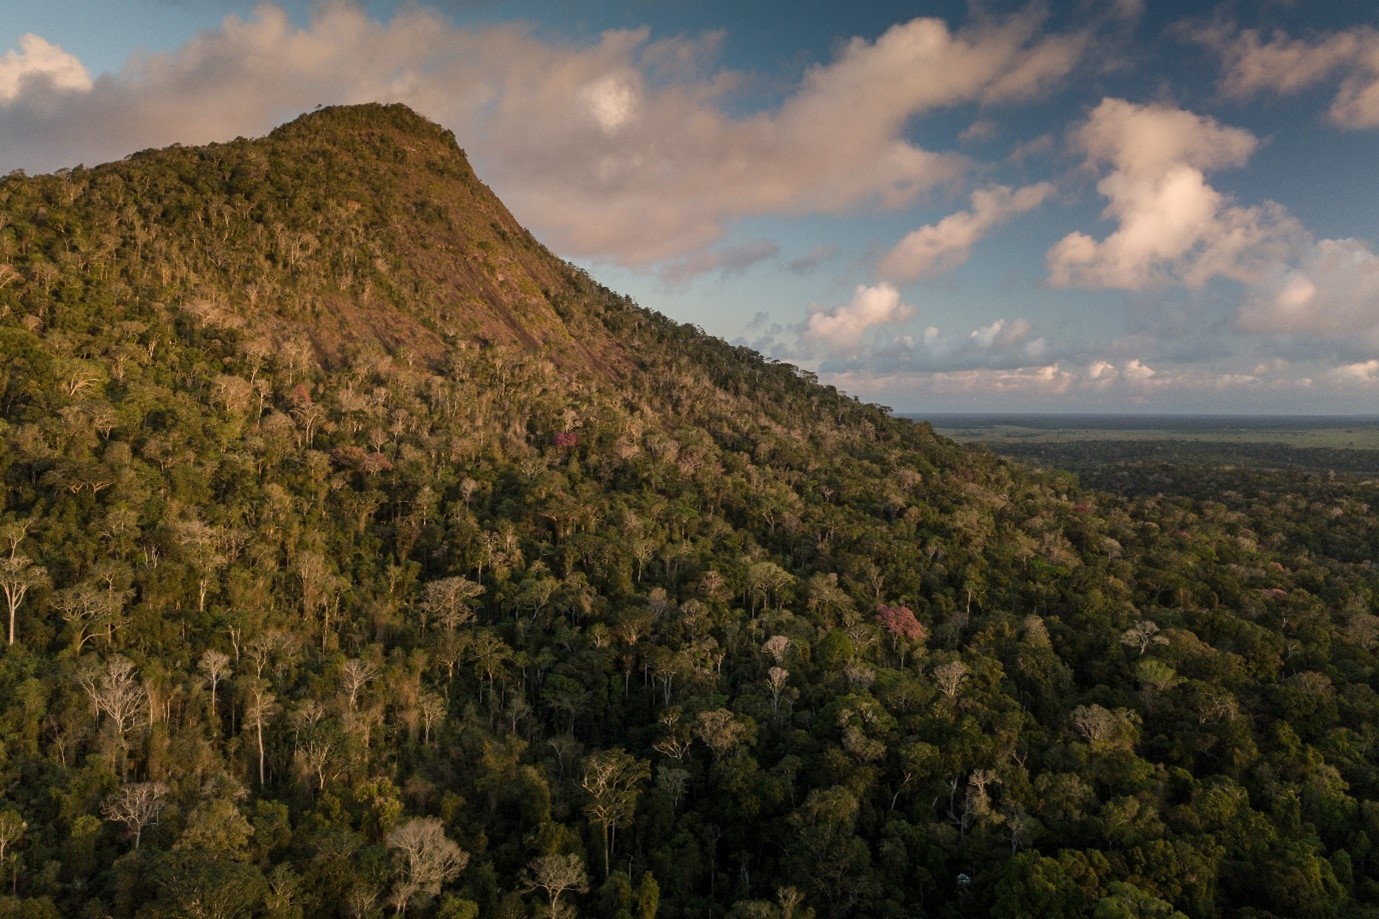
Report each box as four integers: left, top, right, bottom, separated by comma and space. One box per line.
1, 104, 1377, 918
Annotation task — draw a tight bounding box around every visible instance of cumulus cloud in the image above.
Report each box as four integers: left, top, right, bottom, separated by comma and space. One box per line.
815, 312, 1049, 375
802, 283, 915, 353
828, 354, 1325, 412
0, 2, 1091, 265
1196, 24, 1379, 129
1331, 360, 1379, 383
1047, 98, 1299, 290
1046, 99, 1379, 352
830, 364, 1074, 403
1239, 238, 1379, 346
879, 182, 1053, 280
0, 34, 90, 102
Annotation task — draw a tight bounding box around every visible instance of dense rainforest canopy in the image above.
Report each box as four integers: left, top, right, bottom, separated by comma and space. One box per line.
0, 103, 1377, 918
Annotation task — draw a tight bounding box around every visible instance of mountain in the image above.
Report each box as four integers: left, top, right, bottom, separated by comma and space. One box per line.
0, 104, 1376, 919
7, 104, 623, 371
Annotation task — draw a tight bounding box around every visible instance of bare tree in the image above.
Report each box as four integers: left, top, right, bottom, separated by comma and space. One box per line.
762, 634, 791, 664
198, 649, 232, 724
652, 709, 692, 762
431, 630, 465, 687
0, 809, 25, 872
246, 629, 296, 680
53, 579, 129, 651
295, 550, 343, 651
172, 517, 227, 613
0, 555, 48, 645
417, 691, 446, 746
693, 708, 748, 760
522, 852, 589, 918
386, 816, 468, 914
102, 781, 168, 849
767, 666, 790, 713
1068, 704, 1121, 744
345, 704, 385, 755
293, 734, 339, 792
243, 679, 277, 787
339, 658, 377, 713
932, 660, 968, 699
78, 655, 148, 772
420, 576, 483, 631
581, 748, 649, 878
1119, 619, 1167, 656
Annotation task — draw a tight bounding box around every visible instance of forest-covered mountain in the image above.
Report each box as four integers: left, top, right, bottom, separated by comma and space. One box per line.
1, 103, 1377, 918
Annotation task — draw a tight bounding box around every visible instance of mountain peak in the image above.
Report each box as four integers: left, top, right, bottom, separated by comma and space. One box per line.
23, 103, 623, 376
268, 102, 463, 152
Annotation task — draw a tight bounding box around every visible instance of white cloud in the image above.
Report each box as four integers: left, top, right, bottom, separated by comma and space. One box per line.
879, 182, 1053, 280
818, 313, 1048, 374
1331, 360, 1379, 383
1045, 101, 1379, 352
1239, 238, 1379, 346
0, 34, 90, 102
803, 283, 915, 353
1047, 98, 1299, 290
0, 3, 1091, 265
1199, 25, 1379, 129
831, 355, 1318, 411
580, 74, 640, 133
1122, 358, 1156, 384
970, 317, 1032, 349
832, 364, 1075, 401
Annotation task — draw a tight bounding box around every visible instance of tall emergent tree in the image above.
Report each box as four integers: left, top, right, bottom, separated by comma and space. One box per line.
581, 748, 650, 879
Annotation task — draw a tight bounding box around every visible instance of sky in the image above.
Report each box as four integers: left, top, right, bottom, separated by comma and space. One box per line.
2, 1, 1378, 414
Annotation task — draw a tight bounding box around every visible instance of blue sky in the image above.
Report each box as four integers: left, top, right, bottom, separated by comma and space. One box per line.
3, 1, 1378, 414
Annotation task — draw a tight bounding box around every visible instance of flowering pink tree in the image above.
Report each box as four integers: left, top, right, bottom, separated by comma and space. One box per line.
876, 604, 926, 667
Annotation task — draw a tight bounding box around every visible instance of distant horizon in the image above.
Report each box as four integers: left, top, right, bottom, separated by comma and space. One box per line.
916, 411, 1379, 419
916, 412, 1379, 434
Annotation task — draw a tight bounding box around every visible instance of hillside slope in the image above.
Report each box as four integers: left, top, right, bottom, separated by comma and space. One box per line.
0, 105, 1377, 919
